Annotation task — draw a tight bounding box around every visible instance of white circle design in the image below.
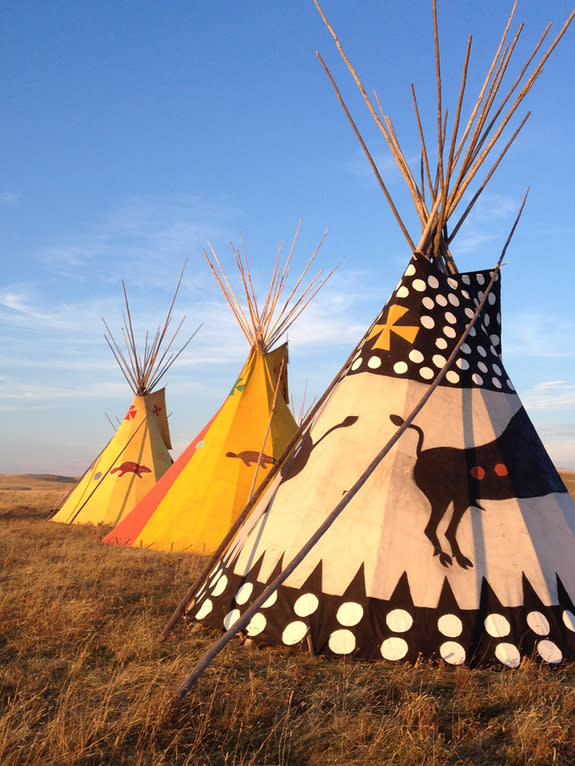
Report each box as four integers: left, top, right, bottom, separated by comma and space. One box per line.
396, 286, 409, 298
409, 350, 424, 364
477, 345, 487, 357
413, 279, 426, 292
211, 574, 228, 597
437, 614, 463, 637
336, 602, 364, 627
461, 343, 471, 354
246, 613, 267, 637
446, 370, 460, 384
440, 641, 466, 665
368, 356, 382, 370
234, 583, 254, 605
195, 599, 213, 620
380, 637, 408, 661
386, 608, 413, 633
428, 275, 439, 288
443, 326, 456, 338
445, 311, 457, 324
351, 358, 362, 371
436, 294, 448, 307
472, 373, 484, 386
456, 358, 470, 371
488, 292, 496, 305
421, 315, 435, 329
432, 354, 446, 368
282, 620, 308, 646
405, 263, 416, 276
537, 640, 562, 664
465, 308, 475, 319
261, 590, 278, 608
423, 296, 434, 310
492, 378, 502, 389
495, 642, 520, 668
394, 361, 408, 375
294, 593, 319, 617
478, 362, 488, 373
329, 629, 356, 655
476, 274, 485, 285
223, 609, 241, 630
435, 338, 448, 349
492, 363, 502, 376
448, 293, 460, 307
447, 277, 458, 290
419, 367, 434, 380
526, 611, 550, 636
484, 613, 511, 638
562, 610, 575, 631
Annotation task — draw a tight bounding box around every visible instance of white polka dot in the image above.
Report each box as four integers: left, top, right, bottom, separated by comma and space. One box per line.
261, 590, 278, 608
432, 354, 446, 368
380, 637, 408, 661
492, 363, 502, 375
496, 313, 501, 324
469, 327, 477, 336
456, 358, 470, 371
440, 641, 466, 665
446, 370, 460, 384
537, 640, 562, 664
436, 294, 448, 307
419, 367, 434, 380
465, 308, 474, 319
563, 610, 575, 631
462, 275, 470, 285
490, 333, 500, 346
336, 602, 364, 627
506, 379, 515, 391
393, 361, 408, 374
495, 642, 521, 668
409, 350, 424, 363
492, 378, 503, 389
422, 296, 434, 309
484, 613, 510, 637
294, 593, 319, 617
478, 362, 488, 374
195, 599, 213, 620
413, 279, 426, 292
489, 345, 497, 356
461, 343, 471, 354
472, 373, 483, 385
329, 629, 356, 655
421, 315, 435, 329
282, 621, 308, 645
386, 608, 413, 633
405, 264, 416, 276
223, 609, 241, 630
478, 291, 484, 302
396, 285, 409, 298
443, 326, 456, 338
246, 613, 267, 636
448, 293, 460, 307
477, 346, 487, 357
234, 583, 253, 605
447, 277, 458, 290
438, 614, 463, 637
435, 337, 448, 349
527, 611, 550, 636
428, 275, 439, 289
483, 314, 490, 327
351, 358, 363, 371
488, 292, 496, 305
368, 356, 382, 369
212, 575, 228, 597
461, 289, 470, 300
476, 274, 485, 285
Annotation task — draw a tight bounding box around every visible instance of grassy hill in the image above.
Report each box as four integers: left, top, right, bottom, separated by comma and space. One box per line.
1, 473, 575, 765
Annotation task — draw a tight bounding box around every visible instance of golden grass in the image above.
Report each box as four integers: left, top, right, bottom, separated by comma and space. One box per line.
1, 473, 575, 765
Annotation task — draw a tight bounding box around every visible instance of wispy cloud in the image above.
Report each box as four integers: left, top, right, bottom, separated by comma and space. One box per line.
0, 191, 18, 205
521, 380, 575, 412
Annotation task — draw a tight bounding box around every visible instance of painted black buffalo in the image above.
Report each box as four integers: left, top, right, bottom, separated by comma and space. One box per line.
391, 408, 566, 569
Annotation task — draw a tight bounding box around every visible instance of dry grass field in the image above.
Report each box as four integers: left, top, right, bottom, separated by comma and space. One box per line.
1, 472, 575, 765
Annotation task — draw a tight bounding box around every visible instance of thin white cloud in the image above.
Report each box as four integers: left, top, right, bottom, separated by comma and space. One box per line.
521, 380, 575, 412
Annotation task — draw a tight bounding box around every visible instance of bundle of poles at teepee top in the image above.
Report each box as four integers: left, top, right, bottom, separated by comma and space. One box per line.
202, 220, 334, 355
102, 262, 200, 397
316, 0, 574, 274
168, 0, 575, 694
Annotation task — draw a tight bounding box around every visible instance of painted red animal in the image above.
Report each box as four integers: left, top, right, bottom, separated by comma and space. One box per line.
110, 462, 152, 478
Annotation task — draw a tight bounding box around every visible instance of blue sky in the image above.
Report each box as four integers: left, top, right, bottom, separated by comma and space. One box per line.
1, 0, 574, 475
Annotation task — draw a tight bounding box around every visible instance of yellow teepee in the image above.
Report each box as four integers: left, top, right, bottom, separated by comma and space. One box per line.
103, 223, 334, 554
51, 269, 199, 527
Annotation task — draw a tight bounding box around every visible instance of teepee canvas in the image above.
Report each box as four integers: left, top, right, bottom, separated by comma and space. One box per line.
51, 271, 197, 527
102, 225, 334, 554
178, 2, 575, 677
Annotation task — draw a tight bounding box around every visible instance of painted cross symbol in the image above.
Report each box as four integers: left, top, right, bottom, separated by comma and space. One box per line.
152, 404, 162, 416
366, 304, 419, 351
